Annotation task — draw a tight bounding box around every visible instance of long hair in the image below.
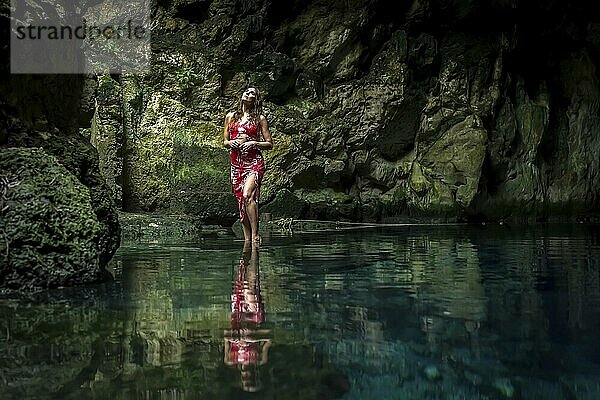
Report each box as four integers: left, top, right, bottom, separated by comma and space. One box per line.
231, 87, 263, 128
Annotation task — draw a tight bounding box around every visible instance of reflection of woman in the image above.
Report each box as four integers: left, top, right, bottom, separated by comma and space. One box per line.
223, 87, 273, 244
224, 241, 272, 392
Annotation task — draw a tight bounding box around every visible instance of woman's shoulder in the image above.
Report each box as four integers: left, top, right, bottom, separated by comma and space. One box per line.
225, 112, 238, 127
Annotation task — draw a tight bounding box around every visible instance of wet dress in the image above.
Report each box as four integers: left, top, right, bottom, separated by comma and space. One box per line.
228, 117, 266, 221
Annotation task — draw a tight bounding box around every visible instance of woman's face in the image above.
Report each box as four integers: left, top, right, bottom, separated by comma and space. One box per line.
241, 87, 258, 103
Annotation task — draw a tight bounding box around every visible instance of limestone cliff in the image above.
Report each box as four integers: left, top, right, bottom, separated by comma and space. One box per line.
90, 0, 599, 223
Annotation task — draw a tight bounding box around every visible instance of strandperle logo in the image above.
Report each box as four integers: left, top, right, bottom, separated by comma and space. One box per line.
10, 0, 151, 74
14, 19, 147, 41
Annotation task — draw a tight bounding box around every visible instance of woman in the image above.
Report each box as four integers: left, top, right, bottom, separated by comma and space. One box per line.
223, 87, 273, 244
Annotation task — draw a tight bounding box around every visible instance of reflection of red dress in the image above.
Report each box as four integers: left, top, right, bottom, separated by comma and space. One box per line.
226, 257, 266, 366
229, 118, 266, 222
229, 341, 260, 365
231, 258, 265, 326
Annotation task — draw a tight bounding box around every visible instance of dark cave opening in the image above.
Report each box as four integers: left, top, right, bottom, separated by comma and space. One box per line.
173, 0, 212, 25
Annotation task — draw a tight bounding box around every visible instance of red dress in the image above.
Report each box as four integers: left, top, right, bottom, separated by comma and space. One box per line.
229, 118, 266, 222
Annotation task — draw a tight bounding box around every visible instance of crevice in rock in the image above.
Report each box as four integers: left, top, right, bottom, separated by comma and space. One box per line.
377, 100, 420, 162
174, 1, 212, 25
268, 0, 312, 31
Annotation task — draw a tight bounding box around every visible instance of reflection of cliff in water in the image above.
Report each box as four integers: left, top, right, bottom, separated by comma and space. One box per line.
115, 246, 350, 399
262, 224, 600, 397
0, 244, 350, 399
0, 290, 112, 399
0, 224, 599, 399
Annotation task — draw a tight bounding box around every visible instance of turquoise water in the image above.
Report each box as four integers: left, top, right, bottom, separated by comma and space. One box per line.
1, 224, 600, 399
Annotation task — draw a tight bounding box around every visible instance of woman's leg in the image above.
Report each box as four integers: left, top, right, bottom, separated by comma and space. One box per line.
233, 165, 251, 241
242, 214, 252, 241
242, 174, 260, 242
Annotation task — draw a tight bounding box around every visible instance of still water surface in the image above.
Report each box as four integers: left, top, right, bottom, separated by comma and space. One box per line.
1, 224, 600, 399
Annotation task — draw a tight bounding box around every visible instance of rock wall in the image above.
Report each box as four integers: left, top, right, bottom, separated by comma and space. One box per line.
90, 0, 600, 222
0, 0, 121, 290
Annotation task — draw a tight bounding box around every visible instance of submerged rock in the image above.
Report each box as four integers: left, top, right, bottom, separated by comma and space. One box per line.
118, 211, 233, 244
423, 365, 441, 381
494, 378, 515, 398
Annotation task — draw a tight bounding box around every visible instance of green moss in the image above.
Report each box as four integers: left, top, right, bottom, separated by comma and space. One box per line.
126, 117, 175, 210
284, 97, 326, 119
172, 122, 221, 146
264, 132, 294, 164
409, 163, 431, 195
294, 188, 351, 204
127, 139, 173, 211
96, 73, 120, 103
12, 131, 122, 267
171, 144, 237, 221
380, 183, 409, 209
430, 181, 457, 209
293, 188, 356, 220
173, 66, 202, 86
0, 147, 104, 291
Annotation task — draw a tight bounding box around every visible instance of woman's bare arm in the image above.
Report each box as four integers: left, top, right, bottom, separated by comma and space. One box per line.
258, 115, 273, 150
223, 112, 240, 149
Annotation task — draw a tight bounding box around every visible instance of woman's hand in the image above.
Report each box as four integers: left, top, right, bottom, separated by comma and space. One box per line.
231, 135, 249, 148
231, 134, 249, 149
240, 140, 258, 151
229, 139, 242, 149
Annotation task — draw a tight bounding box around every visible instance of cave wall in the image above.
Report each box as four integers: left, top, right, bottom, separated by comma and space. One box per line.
0, 0, 121, 290
89, 0, 600, 222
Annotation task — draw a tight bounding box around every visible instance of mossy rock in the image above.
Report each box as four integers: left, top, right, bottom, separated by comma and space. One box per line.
171, 144, 238, 223
0, 147, 106, 291
295, 188, 357, 220
261, 189, 307, 218
6, 126, 121, 268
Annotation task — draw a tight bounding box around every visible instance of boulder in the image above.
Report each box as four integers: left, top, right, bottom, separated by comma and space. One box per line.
0, 148, 107, 291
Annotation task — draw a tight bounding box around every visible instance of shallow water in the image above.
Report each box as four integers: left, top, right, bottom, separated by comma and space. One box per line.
1, 223, 600, 399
